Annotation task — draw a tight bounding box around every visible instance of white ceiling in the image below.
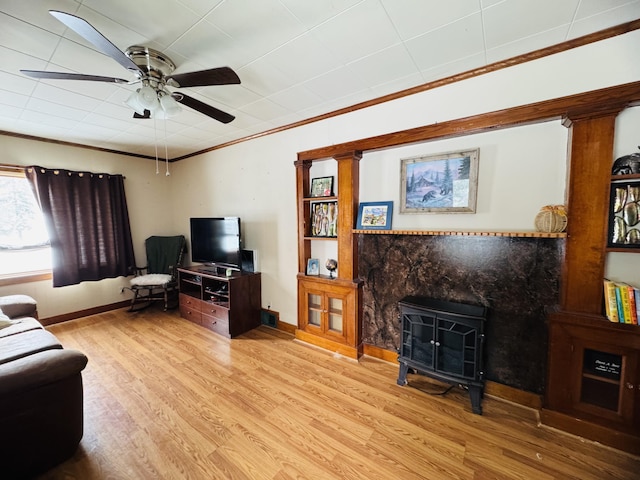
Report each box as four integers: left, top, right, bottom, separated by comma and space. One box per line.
1, 0, 639, 160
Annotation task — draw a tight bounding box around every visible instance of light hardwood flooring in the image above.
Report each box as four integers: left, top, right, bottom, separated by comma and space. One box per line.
39, 308, 639, 480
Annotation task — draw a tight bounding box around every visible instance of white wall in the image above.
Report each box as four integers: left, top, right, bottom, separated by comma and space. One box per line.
2, 29, 639, 323
0, 135, 178, 317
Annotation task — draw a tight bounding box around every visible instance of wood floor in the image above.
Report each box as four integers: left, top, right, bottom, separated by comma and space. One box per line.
39, 308, 639, 480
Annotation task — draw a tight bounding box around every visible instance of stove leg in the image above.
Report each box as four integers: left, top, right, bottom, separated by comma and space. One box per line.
397, 362, 409, 386
468, 385, 483, 414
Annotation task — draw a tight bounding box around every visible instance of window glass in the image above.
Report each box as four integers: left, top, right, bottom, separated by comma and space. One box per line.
0, 169, 51, 275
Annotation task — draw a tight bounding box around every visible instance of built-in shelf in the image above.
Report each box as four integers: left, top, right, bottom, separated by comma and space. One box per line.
353, 229, 567, 238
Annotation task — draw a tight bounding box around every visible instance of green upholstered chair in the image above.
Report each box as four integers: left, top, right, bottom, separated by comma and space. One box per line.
128, 235, 186, 311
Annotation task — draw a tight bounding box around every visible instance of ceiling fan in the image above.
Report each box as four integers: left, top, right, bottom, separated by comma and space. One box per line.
21, 10, 240, 123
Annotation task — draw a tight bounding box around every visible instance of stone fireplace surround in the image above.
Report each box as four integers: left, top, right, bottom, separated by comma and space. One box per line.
359, 233, 564, 395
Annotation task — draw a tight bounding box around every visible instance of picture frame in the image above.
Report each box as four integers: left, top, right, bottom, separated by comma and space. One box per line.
356, 201, 393, 230
310, 176, 334, 197
306, 258, 320, 275
607, 180, 640, 249
400, 149, 479, 213
310, 201, 338, 237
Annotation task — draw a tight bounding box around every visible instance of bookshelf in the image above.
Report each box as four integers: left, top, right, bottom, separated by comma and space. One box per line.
542, 110, 640, 455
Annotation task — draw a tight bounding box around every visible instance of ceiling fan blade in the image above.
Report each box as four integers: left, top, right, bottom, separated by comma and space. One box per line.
173, 93, 235, 124
49, 10, 143, 75
21, 70, 129, 84
166, 67, 240, 88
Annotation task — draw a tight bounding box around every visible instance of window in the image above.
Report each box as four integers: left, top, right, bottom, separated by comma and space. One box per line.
0, 167, 51, 276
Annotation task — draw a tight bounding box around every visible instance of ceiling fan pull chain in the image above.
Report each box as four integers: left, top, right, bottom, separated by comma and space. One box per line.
164, 119, 170, 176
154, 117, 159, 175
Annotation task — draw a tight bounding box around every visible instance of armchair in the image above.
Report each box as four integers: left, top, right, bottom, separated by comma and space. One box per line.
127, 235, 186, 311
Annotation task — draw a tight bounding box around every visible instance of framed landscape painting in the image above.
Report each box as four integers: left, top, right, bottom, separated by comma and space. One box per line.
400, 149, 479, 213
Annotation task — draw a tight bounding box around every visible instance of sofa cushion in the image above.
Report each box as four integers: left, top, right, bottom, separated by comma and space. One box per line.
0, 295, 38, 319
0, 317, 43, 339
0, 330, 62, 365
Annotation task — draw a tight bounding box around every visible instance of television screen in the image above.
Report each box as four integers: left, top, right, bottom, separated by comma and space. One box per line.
190, 217, 242, 269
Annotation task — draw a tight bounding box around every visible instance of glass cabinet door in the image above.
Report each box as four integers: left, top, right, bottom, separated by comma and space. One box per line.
327, 296, 343, 333
307, 292, 322, 327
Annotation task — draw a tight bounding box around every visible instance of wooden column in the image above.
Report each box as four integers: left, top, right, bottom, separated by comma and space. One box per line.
294, 159, 312, 274
561, 109, 622, 314
335, 151, 361, 280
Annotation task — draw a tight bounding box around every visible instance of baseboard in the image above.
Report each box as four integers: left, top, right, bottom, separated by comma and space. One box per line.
540, 408, 640, 456
275, 320, 296, 335
40, 300, 130, 326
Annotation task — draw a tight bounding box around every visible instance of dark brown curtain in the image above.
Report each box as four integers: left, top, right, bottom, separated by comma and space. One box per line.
25, 166, 135, 287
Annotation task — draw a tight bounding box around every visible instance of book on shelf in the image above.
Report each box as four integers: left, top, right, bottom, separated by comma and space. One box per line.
604, 279, 640, 325
603, 279, 619, 322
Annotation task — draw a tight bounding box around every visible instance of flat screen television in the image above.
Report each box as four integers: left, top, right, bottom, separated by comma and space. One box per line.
190, 217, 242, 269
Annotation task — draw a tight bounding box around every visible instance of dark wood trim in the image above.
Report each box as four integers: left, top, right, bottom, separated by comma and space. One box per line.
274, 320, 296, 335
298, 81, 640, 161
0, 130, 157, 161
171, 19, 640, 162
40, 300, 130, 326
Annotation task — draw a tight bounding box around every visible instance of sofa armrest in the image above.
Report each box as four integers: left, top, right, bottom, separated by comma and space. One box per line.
0, 295, 38, 319
0, 349, 88, 396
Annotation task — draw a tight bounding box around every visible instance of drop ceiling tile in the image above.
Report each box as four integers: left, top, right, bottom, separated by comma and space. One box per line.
347, 43, 420, 89
259, 32, 343, 85
267, 85, 325, 112
238, 58, 295, 97
31, 83, 104, 112
0, 13, 60, 60
0, 70, 39, 96
404, 14, 485, 72
485, 26, 568, 64
381, 0, 480, 40
302, 65, 369, 101
237, 97, 292, 122
205, 0, 307, 60
310, 0, 402, 64
176, 0, 225, 18
20, 108, 83, 129
570, 1, 640, 37
0, 103, 24, 120
80, 0, 201, 49
279, 0, 362, 28
482, 0, 579, 48
167, 19, 254, 71
0, 89, 29, 109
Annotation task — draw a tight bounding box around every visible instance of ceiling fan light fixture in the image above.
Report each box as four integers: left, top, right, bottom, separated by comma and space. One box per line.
159, 93, 182, 117
137, 84, 160, 110
125, 89, 147, 115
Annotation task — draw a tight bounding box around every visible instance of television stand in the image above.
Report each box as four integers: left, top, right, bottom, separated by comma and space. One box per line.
177, 266, 261, 338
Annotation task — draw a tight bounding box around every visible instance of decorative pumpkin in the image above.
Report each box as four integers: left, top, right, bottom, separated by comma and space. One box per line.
535, 205, 568, 233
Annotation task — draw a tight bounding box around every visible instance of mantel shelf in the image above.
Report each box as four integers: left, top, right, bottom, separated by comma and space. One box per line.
353, 229, 567, 238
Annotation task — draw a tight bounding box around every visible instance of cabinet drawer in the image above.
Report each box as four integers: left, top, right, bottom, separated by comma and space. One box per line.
201, 302, 229, 321
180, 304, 202, 324
179, 294, 202, 324
179, 294, 201, 311
202, 313, 229, 337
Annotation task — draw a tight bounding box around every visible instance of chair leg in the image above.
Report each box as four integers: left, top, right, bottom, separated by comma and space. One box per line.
163, 288, 169, 311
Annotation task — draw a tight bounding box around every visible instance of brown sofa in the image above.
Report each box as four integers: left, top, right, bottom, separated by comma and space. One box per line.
0, 295, 88, 479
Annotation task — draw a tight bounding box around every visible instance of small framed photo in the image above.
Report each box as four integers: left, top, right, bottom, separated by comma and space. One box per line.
306, 258, 320, 275
400, 149, 479, 213
310, 201, 338, 237
310, 176, 334, 197
356, 201, 393, 230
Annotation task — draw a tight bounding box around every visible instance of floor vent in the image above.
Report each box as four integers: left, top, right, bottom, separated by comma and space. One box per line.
261, 309, 278, 328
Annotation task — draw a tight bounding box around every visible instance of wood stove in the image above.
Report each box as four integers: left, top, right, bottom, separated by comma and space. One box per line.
397, 296, 487, 414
